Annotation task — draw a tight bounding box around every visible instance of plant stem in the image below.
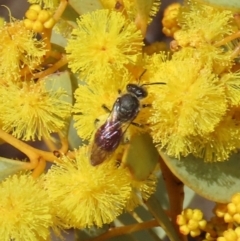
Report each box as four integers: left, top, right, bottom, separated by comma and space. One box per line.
54, 0, 69, 22
145, 195, 181, 241
0, 129, 58, 169
214, 31, 240, 47
87, 220, 159, 241
158, 155, 186, 241
32, 158, 46, 178
33, 55, 68, 79
130, 211, 163, 241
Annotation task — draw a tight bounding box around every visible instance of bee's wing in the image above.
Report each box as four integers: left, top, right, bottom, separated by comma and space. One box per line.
89, 141, 112, 166
89, 119, 123, 166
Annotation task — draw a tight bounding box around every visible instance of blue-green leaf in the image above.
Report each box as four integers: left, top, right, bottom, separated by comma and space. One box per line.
195, 0, 240, 10
160, 151, 240, 203
68, 0, 103, 15
122, 133, 159, 181
0, 157, 28, 182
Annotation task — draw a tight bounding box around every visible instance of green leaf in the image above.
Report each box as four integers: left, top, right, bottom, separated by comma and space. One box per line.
122, 133, 159, 181
68, 0, 103, 15
62, 3, 80, 22
146, 195, 181, 241
195, 0, 240, 10
68, 117, 83, 149
160, 152, 240, 203
45, 70, 73, 104
0, 157, 28, 182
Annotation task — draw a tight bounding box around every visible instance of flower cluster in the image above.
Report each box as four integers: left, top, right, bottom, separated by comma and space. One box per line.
148, 1, 240, 162
24, 4, 55, 32
177, 193, 240, 241
45, 146, 158, 228
177, 208, 207, 237
1, 0, 240, 240
0, 174, 55, 241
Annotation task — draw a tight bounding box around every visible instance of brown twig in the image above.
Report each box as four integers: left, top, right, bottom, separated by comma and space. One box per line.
33, 55, 68, 79
87, 220, 159, 241
158, 155, 186, 241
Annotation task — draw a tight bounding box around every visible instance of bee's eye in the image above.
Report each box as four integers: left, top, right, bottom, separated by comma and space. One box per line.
127, 84, 147, 99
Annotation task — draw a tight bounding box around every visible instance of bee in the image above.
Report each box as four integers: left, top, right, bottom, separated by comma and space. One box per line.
90, 82, 165, 166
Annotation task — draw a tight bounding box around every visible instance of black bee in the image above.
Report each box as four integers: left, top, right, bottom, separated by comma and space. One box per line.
90, 82, 165, 166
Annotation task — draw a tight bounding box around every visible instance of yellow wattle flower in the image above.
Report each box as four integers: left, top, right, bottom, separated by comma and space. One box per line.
0, 80, 71, 141
0, 174, 53, 241
176, 1, 234, 47
45, 147, 132, 228
192, 112, 240, 162
65, 9, 143, 82
0, 20, 46, 81
148, 54, 227, 159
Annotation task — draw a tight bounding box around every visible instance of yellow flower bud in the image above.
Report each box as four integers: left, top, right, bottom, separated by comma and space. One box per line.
176, 214, 187, 225
224, 213, 234, 223
179, 225, 190, 235
215, 203, 228, 218
233, 213, 240, 223
224, 229, 237, 241
192, 209, 203, 221
236, 203, 240, 213
162, 2, 181, 37
190, 229, 201, 237
231, 193, 240, 205
217, 237, 226, 241
23, 19, 33, 30
32, 21, 43, 33
227, 203, 237, 215
198, 220, 207, 230
183, 209, 193, 219
29, 4, 41, 13
235, 227, 240, 236
43, 18, 55, 29
38, 10, 51, 23
25, 9, 38, 21
188, 219, 199, 230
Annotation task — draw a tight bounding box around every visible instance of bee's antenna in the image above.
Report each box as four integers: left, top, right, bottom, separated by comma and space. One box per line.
137, 69, 147, 85
141, 82, 166, 87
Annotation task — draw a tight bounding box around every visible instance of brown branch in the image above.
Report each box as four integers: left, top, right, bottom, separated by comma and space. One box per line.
87, 220, 159, 241
33, 55, 68, 79
158, 155, 186, 241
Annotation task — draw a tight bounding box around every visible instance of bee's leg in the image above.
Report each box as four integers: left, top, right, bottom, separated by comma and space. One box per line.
101, 104, 111, 113
94, 118, 100, 127
142, 104, 152, 108
131, 122, 144, 128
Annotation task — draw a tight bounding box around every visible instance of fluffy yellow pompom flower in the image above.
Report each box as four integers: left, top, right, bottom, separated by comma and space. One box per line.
66, 9, 143, 82
0, 174, 53, 241
45, 147, 132, 228
148, 54, 227, 158
175, 1, 234, 47
0, 80, 71, 141
192, 110, 240, 162
0, 20, 46, 81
